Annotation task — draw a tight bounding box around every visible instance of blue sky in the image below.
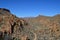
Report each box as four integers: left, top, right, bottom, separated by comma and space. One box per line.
0, 0, 60, 17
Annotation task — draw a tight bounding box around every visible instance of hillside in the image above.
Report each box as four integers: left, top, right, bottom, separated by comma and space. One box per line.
0, 8, 60, 40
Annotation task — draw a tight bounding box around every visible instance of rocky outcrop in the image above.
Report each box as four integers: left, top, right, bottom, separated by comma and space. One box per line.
0, 8, 28, 40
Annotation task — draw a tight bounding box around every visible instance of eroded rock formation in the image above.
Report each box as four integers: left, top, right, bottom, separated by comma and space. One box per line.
0, 8, 28, 40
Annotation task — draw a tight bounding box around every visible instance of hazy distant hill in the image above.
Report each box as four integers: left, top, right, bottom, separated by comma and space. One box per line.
0, 8, 60, 40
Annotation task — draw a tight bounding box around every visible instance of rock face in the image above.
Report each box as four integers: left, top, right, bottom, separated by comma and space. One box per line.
0, 8, 60, 40
0, 8, 28, 40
